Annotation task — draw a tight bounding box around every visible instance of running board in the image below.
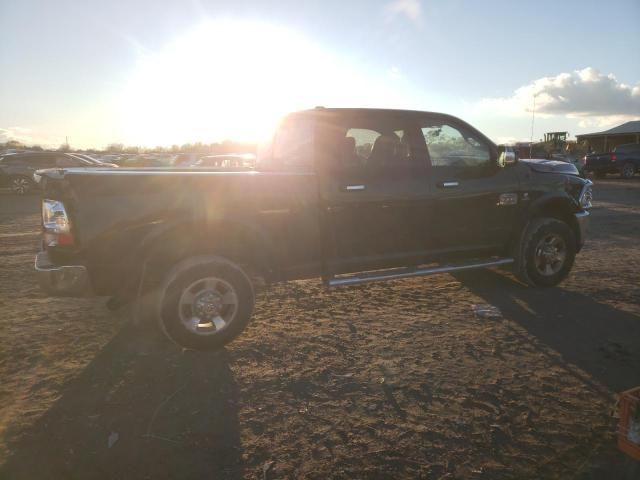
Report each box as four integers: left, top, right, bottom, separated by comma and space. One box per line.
326, 258, 514, 287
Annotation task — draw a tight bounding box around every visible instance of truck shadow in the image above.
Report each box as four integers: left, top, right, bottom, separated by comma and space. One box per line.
1, 325, 243, 480
454, 269, 640, 395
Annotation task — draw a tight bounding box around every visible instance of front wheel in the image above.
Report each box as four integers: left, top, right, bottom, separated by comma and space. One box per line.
158, 256, 255, 350
513, 218, 576, 287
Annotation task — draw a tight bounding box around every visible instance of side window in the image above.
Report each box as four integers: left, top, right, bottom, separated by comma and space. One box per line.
345, 128, 380, 164
271, 117, 314, 171
422, 123, 491, 168
31, 156, 57, 168
320, 115, 421, 171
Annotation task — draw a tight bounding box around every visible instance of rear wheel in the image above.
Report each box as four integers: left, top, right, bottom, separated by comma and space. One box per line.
10, 176, 33, 195
158, 256, 255, 350
513, 218, 576, 287
621, 163, 635, 179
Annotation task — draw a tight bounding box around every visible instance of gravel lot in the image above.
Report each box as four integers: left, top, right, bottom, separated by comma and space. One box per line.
0, 179, 639, 479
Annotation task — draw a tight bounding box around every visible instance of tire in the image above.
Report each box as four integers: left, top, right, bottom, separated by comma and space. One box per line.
513, 218, 576, 287
10, 176, 34, 195
594, 171, 607, 179
620, 163, 635, 179
158, 256, 255, 350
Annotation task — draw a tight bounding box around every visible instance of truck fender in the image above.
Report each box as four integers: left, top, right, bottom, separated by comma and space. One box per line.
135, 215, 280, 280
510, 192, 581, 256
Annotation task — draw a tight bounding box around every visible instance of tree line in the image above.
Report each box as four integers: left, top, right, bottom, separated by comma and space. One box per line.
1, 139, 257, 155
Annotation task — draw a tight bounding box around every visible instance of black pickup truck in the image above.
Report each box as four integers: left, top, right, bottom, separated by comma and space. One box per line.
35, 108, 592, 350
583, 143, 640, 179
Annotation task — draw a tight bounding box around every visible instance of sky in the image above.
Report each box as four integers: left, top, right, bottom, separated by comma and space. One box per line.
0, 0, 639, 149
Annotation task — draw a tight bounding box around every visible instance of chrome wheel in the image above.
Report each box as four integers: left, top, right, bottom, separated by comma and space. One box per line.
11, 177, 30, 194
178, 276, 238, 335
621, 163, 635, 178
534, 233, 566, 277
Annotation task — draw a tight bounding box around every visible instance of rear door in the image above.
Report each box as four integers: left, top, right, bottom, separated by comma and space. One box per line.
317, 111, 431, 275
420, 116, 521, 257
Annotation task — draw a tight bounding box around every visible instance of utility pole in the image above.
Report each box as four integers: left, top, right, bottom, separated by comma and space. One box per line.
529, 94, 537, 159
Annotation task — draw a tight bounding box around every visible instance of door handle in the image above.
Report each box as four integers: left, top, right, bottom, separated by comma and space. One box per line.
345, 184, 366, 191
438, 181, 459, 188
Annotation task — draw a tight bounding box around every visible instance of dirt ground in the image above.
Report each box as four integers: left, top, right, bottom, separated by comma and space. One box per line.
0, 178, 639, 479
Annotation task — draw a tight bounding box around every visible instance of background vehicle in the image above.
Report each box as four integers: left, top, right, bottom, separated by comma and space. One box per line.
583, 143, 640, 179
113, 154, 177, 168
0, 152, 116, 194
69, 153, 118, 166
191, 154, 256, 169
35, 108, 592, 351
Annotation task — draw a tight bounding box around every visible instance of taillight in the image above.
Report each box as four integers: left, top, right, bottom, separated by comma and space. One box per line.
42, 199, 74, 246
611, 154, 617, 162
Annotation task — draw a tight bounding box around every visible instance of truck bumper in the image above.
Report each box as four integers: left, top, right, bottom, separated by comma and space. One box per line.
35, 251, 92, 296
575, 211, 589, 250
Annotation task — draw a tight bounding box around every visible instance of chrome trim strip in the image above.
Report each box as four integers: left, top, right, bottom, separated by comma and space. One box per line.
327, 258, 514, 287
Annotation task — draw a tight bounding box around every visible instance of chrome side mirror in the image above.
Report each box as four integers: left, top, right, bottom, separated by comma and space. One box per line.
498, 151, 517, 167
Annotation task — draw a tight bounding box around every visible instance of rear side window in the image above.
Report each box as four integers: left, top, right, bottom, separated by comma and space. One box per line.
316, 113, 423, 171
267, 115, 315, 171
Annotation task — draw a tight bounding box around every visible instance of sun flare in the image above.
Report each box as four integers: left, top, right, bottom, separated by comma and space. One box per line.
118, 20, 394, 147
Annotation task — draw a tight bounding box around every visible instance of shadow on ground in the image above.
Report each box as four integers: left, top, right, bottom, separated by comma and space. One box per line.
1, 325, 243, 480
455, 269, 640, 394
455, 269, 640, 480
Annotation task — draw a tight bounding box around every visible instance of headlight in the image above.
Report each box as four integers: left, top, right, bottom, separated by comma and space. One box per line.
578, 180, 593, 209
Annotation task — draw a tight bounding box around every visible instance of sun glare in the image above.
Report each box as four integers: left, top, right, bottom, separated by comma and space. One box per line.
118, 20, 400, 147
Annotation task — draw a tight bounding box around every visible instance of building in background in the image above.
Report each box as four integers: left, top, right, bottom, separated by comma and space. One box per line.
577, 121, 640, 153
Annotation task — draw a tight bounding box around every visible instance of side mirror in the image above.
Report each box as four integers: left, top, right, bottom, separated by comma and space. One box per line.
498, 151, 517, 167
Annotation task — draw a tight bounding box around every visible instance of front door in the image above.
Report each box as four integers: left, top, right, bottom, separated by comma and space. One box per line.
419, 117, 521, 258
317, 111, 431, 276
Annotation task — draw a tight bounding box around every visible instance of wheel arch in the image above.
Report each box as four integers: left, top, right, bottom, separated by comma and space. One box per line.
526, 194, 582, 252
134, 216, 280, 288
507, 193, 582, 258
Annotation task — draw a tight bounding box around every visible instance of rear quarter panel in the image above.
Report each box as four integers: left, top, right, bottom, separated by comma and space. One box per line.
55, 170, 321, 293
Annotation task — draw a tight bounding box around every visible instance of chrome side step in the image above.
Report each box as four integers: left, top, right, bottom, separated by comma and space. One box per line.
326, 258, 514, 287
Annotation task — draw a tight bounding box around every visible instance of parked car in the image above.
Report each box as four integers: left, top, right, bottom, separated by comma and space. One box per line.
69, 153, 112, 165
114, 155, 177, 168
35, 107, 592, 350
583, 143, 640, 179
191, 154, 256, 169
0, 152, 116, 194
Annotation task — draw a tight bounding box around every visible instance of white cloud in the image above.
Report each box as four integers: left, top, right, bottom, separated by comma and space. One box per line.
477, 67, 640, 125
385, 0, 422, 22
